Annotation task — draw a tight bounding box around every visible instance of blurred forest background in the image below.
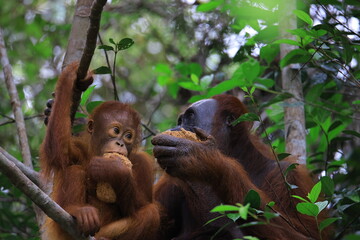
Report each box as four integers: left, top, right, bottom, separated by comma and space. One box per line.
0, 0, 359, 239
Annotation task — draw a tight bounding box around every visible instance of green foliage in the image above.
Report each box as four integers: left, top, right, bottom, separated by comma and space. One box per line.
1, 0, 360, 238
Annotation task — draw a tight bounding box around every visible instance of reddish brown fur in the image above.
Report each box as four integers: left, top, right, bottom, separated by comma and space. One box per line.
154, 94, 328, 240
40, 63, 159, 240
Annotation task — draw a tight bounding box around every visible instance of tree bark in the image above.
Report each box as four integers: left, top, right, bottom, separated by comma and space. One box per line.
279, 0, 307, 164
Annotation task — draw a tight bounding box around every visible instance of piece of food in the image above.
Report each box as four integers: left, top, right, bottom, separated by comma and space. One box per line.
162, 128, 200, 142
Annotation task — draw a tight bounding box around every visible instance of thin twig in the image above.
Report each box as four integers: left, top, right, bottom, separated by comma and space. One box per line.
315, 0, 360, 39
0, 114, 43, 127
0, 28, 33, 169
98, 34, 119, 101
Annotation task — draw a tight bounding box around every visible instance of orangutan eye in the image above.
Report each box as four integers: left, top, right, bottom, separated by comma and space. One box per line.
113, 127, 120, 135
125, 132, 133, 140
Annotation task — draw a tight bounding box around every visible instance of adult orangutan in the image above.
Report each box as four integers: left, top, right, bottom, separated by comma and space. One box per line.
40, 62, 159, 240
152, 94, 328, 240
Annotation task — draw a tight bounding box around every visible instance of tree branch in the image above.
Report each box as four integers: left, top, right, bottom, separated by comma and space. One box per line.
68, 0, 108, 124
0, 152, 90, 240
0, 146, 40, 187
0, 28, 33, 168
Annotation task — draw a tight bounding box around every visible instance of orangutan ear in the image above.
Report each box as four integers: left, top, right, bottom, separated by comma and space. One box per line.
87, 119, 94, 134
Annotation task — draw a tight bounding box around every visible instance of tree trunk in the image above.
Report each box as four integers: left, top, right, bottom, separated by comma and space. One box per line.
279, 0, 307, 164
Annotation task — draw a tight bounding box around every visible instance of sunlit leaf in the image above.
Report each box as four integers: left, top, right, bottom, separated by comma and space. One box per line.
273, 39, 301, 47
308, 181, 322, 203
239, 203, 250, 220
292, 195, 308, 203
293, 10, 313, 26
190, 73, 199, 85
86, 101, 103, 114
80, 85, 96, 106
155, 63, 172, 75
296, 202, 319, 217
75, 112, 87, 118
178, 82, 202, 91
207, 80, 238, 97
197, 0, 224, 12
211, 205, 239, 213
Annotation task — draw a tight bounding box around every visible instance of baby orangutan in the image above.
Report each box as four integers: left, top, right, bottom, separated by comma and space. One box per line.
40, 63, 159, 240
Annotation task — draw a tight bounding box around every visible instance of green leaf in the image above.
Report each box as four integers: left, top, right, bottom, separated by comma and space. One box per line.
343, 130, 360, 138
328, 120, 342, 132
118, 38, 134, 50
241, 60, 260, 83
320, 176, 334, 196
267, 201, 275, 208
109, 38, 116, 44
263, 211, 279, 222
207, 79, 238, 97
239, 203, 250, 220
319, 217, 338, 231
296, 202, 319, 217
155, 63, 172, 75
231, 113, 260, 126
204, 215, 224, 226
273, 39, 301, 47
244, 190, 261, 209
260, 44, 279, 65
260, 92, 293, 108
200, 75, 213, 90
226, 213, 240, 222
315, 201, 328, 213
197, 0, 224, 12
308, 181, 322, 203
293, 10, 313, 26
178, 82, 202, 92
287, 28, 309, 38
94, 66, 112, 74
86, 101, 103, 114
190, 73, 199, 85
278, 153, 292, 161
280, 48, 311, 68
98, 45, 114, 51
255, 78, 274, 89
168, 82, 179, 98
292, 195, 308, 203
188, 94, 206, 103
211, 205, 239, 213
244, 236, 260, 240
80, 85, 96, 106
283, 163, 299, 177
75, 112, 87, 118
